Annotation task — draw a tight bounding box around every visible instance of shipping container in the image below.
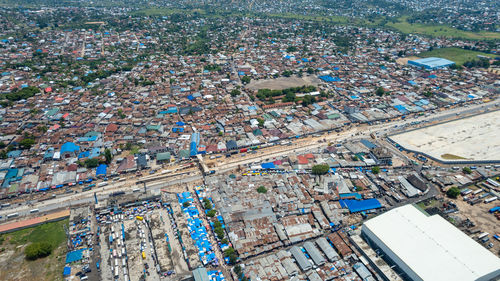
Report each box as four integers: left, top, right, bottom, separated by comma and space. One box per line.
485, 197, 498, 203
473, 189, 483, 195
478, 232, 489, 240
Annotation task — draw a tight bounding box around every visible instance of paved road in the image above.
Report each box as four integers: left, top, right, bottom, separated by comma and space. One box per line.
1, 99, 497, 222
0, 174, 203, 222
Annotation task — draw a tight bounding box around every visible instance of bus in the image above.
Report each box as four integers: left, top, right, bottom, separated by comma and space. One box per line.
97, 182, 108, 188
29, 209, 39, 213
7, 213, 18, 219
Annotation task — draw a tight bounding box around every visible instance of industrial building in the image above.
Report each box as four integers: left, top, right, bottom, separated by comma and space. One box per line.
408, 57, 455, 70
303, 241, 326, 266
315, 237, 340, 262
193, 267, 209, 281
290, 246, 312, 271
362, 204, 500, 281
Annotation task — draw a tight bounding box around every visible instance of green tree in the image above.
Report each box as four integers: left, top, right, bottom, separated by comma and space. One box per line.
241, 76, 251, 84
214, 226, 225, 240
234, 265, 242, 275
462, 167, 472, 174
104, 148, 113, 164
84, 158, 99, 168
183, 202, 190, 208
37, 126, 48, 133
213, 221, 222, 228
204, 200, 213, 210
311, 164, 329, 175
25, 242, 53, 260
224, 247, 237, 264
371, 166, 380, 174
207, 209, 216, 217
230, 89, 241, 97
19, 138, 35, 149
301, 95, 316, 106
256, 186, 267, 193
257, 118, 265, 127
376, 87, 385, 97
446, 187, 461, 199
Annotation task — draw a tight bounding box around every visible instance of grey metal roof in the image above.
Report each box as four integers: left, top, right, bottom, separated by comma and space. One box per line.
290, 246, 312, 271
353, 262, 373, 280
316, 237, 340, 261
307, 271, 323, 281
303, 241, 326, 266
192, 267, 210, 281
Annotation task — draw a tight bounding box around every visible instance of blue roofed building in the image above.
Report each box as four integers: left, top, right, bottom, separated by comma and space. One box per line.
60, 142, 80, 159
96, 164, 107, 177
408, 57, 455, 70
190, 132, 200, 157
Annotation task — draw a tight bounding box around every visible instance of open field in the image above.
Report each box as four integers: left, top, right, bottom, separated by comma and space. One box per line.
246, 75, 321, 91
390, 110, 500, 162
418, 47, 497, 66
129, 9, 499, 40
387, 17, 500, 40
0, 219, 68, 281
130, 8, 206, 16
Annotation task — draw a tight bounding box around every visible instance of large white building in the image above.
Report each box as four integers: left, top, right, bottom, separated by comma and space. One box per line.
362, 204, 500, 281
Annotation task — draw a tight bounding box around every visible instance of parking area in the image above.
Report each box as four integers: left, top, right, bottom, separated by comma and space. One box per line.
95, 198, 190, 281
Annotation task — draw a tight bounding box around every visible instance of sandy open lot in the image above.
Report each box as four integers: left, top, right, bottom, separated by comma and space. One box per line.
246, 75, 321, 90
391, 110, 500, 161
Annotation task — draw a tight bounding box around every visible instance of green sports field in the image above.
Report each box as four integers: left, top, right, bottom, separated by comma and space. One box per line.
418, 47, 496, 66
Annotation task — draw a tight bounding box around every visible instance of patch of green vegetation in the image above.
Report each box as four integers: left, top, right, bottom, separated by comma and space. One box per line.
130, 146, 140, 155
129, 9, 498, 41
5, 219, 68, 247
265, 13, 348, 24
419, 48, 496, 66
446, 186, 461, 199
130, 8, 206, 17
441, 153, 467, 160
387, 17, 500, 40
312, 164, 330, 175
256, 186, 267, 194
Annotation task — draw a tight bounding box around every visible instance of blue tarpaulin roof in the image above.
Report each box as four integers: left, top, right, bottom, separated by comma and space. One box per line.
65, 249, 84, 263
60, 142, 80, 154
261, 162, 276, 169
78, 151, 90, 159
63, 266, 71, 276
319, 75, 341, 82
96, 164, 107, 176
394, 105, 409, 114
340, 199, 382, 213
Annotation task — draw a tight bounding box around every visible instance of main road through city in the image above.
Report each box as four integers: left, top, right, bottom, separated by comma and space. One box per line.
0, 98, 498, 221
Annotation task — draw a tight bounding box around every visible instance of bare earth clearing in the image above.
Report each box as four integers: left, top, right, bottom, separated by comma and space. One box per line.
246, 75, 321, 90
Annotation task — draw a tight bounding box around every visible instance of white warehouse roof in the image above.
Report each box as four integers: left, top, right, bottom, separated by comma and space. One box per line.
362, 204, 500, 281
